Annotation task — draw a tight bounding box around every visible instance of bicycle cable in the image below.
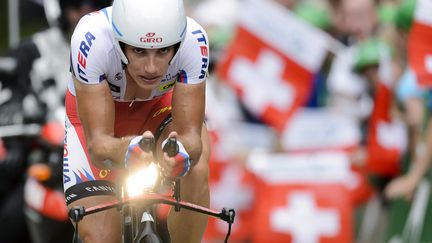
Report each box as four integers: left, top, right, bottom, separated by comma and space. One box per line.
69, 205, 85, 243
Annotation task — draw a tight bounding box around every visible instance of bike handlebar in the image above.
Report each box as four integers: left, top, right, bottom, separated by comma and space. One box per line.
75, 136, 235, 242
137, 136, 179, 157
69, 193, 236, 242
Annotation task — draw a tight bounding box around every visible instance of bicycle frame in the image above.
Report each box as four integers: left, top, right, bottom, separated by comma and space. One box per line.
118, 166, 165, 243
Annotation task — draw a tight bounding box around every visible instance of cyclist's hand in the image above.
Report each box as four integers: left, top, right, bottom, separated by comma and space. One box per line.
160, 132, 191, 179
124, 131, 154, 170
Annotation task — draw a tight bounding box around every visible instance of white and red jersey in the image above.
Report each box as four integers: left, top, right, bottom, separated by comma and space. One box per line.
63, 7, 209, 200
68, 7, 209, 101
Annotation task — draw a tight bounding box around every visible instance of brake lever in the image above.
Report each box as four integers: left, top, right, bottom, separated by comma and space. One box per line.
162, 137, 181, 211
139, 136, 155, 153
162, 137, 178, 156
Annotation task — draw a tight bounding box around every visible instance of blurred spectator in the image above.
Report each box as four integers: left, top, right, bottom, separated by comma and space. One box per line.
0, 1, 111, 242
324, 0, 411, 242
383, 0, 428, 202
342, 0, 379, 40
346, 37, 400, 243
330, 0, 379, 44
352, 37, 406, 177
326, 0, 383, 124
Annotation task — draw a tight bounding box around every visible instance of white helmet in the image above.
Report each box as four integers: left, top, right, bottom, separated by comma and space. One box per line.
112, 0, 187, 64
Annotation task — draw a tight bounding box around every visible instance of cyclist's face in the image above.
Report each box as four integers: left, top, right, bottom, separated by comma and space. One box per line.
124, 45, 175, 90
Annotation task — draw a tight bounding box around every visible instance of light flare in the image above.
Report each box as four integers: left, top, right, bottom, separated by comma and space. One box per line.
126, 163, 159, 197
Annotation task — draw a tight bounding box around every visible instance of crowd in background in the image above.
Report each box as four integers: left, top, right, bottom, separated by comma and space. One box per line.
0, 0, 431, 242
193, 0, 432, 242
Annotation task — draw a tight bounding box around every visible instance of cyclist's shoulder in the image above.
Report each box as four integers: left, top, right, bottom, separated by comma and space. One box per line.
180, 17, 209, 54
79, 7, 112, 26
71, 7, 112, 43
184, 17, 208, 39
70, 7, 116, 63
172, 17, 209, 84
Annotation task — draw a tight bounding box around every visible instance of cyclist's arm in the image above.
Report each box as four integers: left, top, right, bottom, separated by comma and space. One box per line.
73, 77, 132, 167
170, 81, 205, 165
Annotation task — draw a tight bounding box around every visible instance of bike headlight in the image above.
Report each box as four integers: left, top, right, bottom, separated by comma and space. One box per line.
126, 163, 159, 197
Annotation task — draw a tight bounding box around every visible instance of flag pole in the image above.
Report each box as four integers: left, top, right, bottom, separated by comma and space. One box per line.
8, 0, 20, 48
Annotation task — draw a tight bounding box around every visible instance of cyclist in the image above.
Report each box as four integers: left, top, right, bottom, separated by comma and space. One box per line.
63, 0, 210, 242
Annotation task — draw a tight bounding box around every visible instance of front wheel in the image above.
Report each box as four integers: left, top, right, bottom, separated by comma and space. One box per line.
134, 211, 163, 243
139, 233, 162, 243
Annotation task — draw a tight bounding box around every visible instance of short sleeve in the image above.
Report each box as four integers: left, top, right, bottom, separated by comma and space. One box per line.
70, 13, 111, 84
176, 18, 210, 84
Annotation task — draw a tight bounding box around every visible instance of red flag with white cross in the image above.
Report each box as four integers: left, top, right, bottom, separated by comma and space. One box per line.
408, 0, 432, 87
203, 130, 257, 242
253, 184, 352, 243
365, 80, 407, 177
204, 162, 256, 242
247, 152, 354, 243
216, 0, 332, 131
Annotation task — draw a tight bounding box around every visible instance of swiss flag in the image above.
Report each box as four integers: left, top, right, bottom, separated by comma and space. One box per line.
247, 152, 354, 243
278, 108, 373, 206
253, 183, 352, 243
280, 108, 361, 153
204, 162, 256, 242
217, 0, 331, 131
204, 130, 256, 242
408, 0, 432, 87
365, 81, 407, 177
